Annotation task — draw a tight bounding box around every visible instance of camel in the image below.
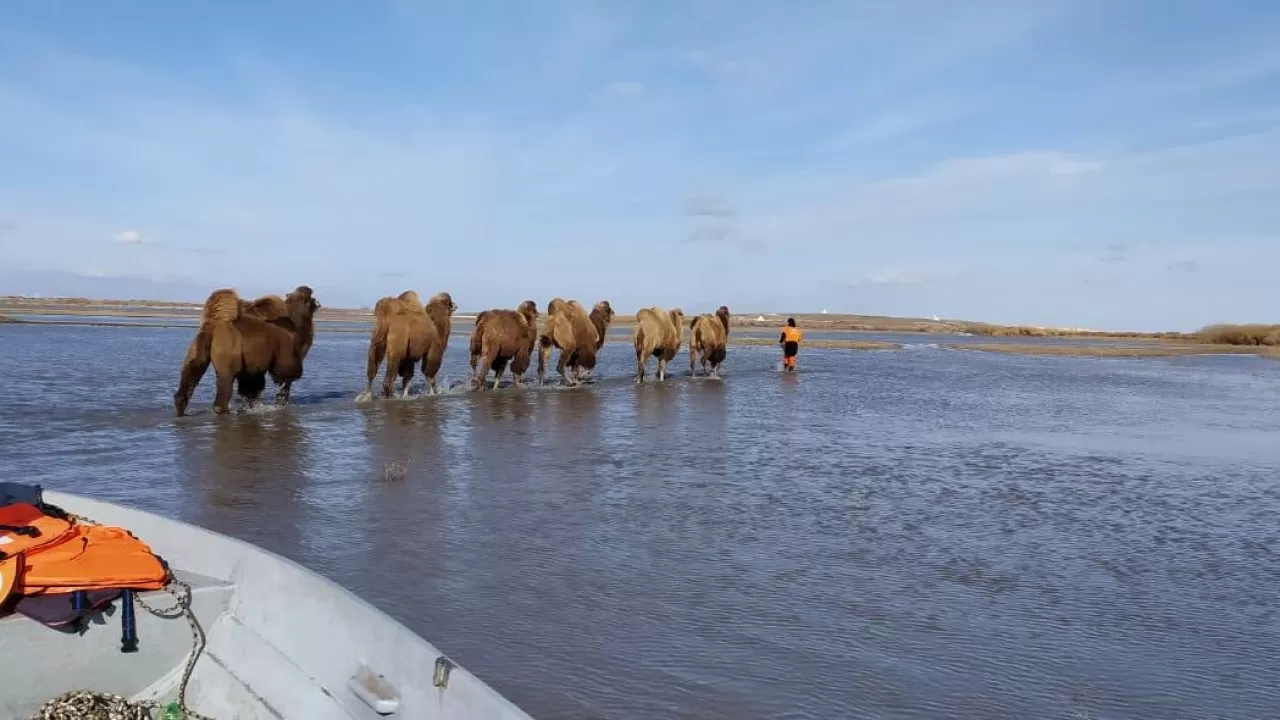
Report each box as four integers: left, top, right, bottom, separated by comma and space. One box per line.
589, 300, 615, 351
689, 305, 732, 377
241, 285, 320, 361
633, 306, 685, 383
173, 286, 320, 416
469, 300, 539, 390
537, 298, 599, 386
356, 290, 457, 400
576, 300, 615, 381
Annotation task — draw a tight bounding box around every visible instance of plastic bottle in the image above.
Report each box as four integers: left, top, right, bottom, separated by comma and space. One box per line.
162, 702, 185, 720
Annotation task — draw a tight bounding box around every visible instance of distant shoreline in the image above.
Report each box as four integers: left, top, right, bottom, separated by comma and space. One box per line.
1, 296, 1277, 360
0, 294, 1180, 336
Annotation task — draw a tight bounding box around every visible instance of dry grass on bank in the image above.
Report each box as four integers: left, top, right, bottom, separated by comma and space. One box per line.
1197, 324, 1280, 347
946, 343, 1267, 358
957, 323, 1186, 340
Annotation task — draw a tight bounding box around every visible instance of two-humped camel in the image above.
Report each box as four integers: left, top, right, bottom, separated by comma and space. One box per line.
357, 290, 457, 400
633, 306, 685, 382
538, 298, 599, 386
469, 300, 539, 390
575, 300, 615, 380
689, 305, 732, 377
173, 286, 321, 416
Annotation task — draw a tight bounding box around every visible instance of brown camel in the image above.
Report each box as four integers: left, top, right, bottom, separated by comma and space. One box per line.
537, 298, 599, 386
469, 300, 539, 390
241, 285, 320, 361
357, 290, 457, 400
173, 287, 319, 416
633, 306, 685, 383
689, 305, 732, 377
589, 300, 615, 351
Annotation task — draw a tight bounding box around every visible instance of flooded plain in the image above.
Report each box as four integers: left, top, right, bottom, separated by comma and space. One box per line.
2, 323, 1279, 719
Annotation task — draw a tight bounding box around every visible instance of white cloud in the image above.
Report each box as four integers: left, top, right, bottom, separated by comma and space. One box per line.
604, 81, 644, 98
111, 229, 144, 244
847, 269, 957, 287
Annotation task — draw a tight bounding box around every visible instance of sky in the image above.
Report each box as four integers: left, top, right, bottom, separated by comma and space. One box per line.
1, 1, 1279, 331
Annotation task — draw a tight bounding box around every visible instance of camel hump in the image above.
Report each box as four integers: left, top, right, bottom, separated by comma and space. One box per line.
546, 297, 570, 316
636, 307, 662, 323
202, 289, 243, 323
373, 297, 397, 320
396, 290, 422, 306
247, 295, 288, 321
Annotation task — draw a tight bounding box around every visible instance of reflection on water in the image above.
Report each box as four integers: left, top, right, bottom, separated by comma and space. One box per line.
2, 323, 1280, 719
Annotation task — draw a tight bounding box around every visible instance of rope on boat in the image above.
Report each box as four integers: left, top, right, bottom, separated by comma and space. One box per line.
27, 510, 214, 720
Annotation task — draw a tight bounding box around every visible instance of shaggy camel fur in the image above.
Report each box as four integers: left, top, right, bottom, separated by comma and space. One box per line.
173, 287, 319, 416
633, 306, 685, 383
589, 300, 615, 351
469, 300, 539, 390
241, 285, 320, 362
357, 290, 457, 400
689, 305, 732, 377
537, 298, 599, 386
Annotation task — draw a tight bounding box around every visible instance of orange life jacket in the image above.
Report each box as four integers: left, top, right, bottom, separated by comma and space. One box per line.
782, 326, 803, 343
0, 502, 169, 608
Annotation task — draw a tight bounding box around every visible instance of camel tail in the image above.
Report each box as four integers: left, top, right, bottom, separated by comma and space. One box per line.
201, 289, 242, 323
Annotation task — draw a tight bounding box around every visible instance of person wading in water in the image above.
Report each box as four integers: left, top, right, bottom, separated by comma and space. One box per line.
779, 317, 803, 372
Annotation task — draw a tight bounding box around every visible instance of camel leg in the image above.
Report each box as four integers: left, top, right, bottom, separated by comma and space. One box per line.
422, 344, 444, 396
358, 339, 386, 402
658, 356, 668, 382
213, 368, 235, 415
689, 342, 698, 376
238, 372, 267, 410
491, 357, 509, 391
556, 350, 570, 386
382, 351, 400, 398
275, 379, 293, 406
635, 345, 647, 384
174, 351, 209, 418
476, 348, 498, 391
537, 338, 553, 385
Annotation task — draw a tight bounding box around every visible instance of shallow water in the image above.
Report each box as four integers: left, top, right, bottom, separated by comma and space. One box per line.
2, 323, 1279, 719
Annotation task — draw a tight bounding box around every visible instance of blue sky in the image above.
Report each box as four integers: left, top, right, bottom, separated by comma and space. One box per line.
1, 1, 1279, 330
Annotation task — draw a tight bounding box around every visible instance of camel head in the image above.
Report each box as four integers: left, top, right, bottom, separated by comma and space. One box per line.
669, 308, 685, 328
517, 300, 538, 323
428, 292, 457, 315
715, 305, 731, 331
593, 300, 615, 322
288, 285, 320, 314
286, 286, 320, 320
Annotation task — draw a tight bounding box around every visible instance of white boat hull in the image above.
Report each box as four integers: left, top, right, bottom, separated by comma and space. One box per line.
0, 489, 533, 720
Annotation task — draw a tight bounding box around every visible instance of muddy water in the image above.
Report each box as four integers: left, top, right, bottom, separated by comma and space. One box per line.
2, 323, 1279, 719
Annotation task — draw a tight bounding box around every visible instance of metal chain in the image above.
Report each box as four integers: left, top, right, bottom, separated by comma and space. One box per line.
26, 506, 215, 720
